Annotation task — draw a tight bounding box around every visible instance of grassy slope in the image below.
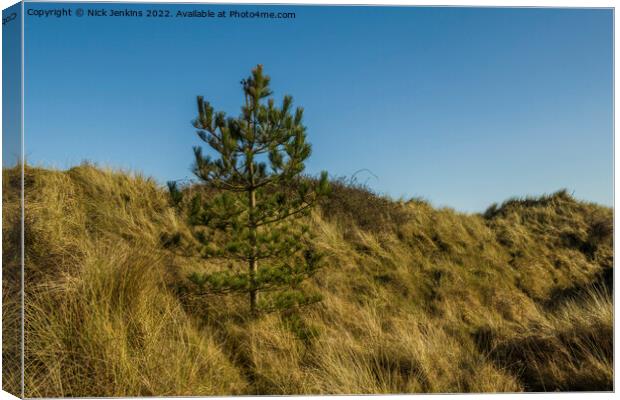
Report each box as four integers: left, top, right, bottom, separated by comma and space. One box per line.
2, 164, 613, 396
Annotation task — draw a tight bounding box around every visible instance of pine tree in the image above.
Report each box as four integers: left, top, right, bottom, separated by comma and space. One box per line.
169, 65, 329, 316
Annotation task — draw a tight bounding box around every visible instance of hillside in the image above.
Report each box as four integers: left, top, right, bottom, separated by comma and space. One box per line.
2, 164, 613, 396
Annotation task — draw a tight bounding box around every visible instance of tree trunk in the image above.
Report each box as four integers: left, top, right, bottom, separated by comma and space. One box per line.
248, 186, 258, 316
248, 109, 259, 316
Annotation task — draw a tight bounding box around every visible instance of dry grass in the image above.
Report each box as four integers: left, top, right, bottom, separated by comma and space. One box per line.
2, 167, 22, 397
2, 164, 613, 396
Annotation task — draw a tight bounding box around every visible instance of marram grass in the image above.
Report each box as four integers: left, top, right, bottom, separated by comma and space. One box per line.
2, 164, 613, 396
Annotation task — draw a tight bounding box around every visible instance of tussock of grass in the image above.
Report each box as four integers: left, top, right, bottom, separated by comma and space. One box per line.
477, 285, 613, 391
2, 164, 613, 395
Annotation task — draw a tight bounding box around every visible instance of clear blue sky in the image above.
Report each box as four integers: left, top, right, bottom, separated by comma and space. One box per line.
2, 2, 21, 167
21, 3, 613, 212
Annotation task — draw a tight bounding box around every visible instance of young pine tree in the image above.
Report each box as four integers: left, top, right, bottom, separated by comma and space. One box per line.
169, 65, 329, 316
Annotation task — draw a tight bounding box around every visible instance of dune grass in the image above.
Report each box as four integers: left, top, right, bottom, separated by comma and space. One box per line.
2, 164, 613, 396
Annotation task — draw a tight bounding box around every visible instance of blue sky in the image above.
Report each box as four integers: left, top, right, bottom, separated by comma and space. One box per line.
20, 3, 613, 212
2, 2, 21, 167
